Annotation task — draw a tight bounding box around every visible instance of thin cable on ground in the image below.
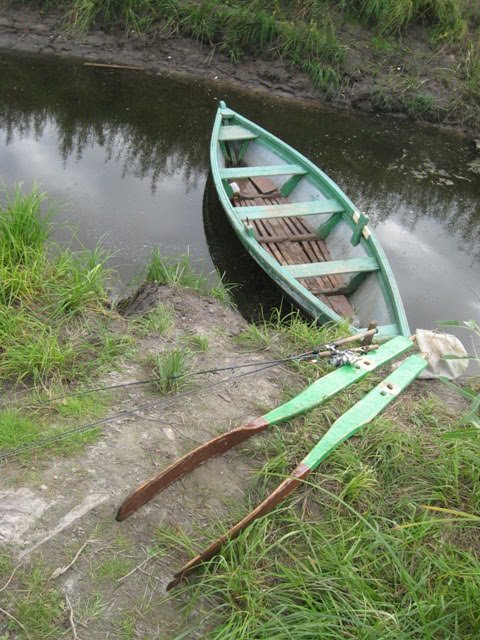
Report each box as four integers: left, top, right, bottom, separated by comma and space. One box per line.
0, 361, 280, 461
1, 330, 376, 408
9, 350, 317, 408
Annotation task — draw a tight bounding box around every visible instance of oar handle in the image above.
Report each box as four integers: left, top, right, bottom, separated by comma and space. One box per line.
303, 354, 427, 472
263, 336, 413, 426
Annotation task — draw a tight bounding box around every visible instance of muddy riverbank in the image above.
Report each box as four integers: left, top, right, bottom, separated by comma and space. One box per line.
1, 4, 479, 137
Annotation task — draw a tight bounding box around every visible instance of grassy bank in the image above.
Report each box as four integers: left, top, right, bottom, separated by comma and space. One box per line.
0, 184, 478, 638
23, 0, 480, 129
0, 184, 128, 387
0, 184, 133, 453
149, 315, 480, 639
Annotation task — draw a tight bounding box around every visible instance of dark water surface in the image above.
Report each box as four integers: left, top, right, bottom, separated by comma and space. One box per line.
1, 51, 479, 337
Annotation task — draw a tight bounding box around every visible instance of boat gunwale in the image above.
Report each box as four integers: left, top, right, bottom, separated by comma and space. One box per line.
210, 102, 410, 339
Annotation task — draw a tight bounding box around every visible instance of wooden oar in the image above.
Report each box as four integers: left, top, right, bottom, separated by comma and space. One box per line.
116, 336, 412, 522
167, 353, 427, 589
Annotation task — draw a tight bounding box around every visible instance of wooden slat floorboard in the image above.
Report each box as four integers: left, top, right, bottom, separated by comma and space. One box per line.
233, 178, 354, 318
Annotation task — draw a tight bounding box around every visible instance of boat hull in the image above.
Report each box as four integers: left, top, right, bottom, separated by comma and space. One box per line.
210, 102, 410, 339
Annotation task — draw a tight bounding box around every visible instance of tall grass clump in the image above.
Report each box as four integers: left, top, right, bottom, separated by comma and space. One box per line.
144, 248, 234, 305
339, 0, 470, 40
151, 347, 188, 393
0, 184, 53, 267
0, 184, 123, 386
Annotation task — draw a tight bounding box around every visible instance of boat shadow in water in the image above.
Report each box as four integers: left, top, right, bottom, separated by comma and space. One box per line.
202, 172, 300, 324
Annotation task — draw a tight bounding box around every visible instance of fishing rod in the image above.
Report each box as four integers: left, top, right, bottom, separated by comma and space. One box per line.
0, 360, 285, 462
2, 329, 377, 408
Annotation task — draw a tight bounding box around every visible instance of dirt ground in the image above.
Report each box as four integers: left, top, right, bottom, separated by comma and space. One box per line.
0, 4, 478, 137
0, 285, 291, 638
0, 282, 473, 638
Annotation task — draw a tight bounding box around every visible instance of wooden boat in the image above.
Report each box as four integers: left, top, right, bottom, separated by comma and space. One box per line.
210, 101, 410, 340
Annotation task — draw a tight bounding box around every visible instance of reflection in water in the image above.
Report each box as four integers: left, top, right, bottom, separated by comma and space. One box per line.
0, 53, 208, 192
0, 50, 479, 332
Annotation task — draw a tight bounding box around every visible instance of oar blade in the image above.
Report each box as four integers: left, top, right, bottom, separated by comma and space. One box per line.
116, 417, 269, 521
166, 463, 310, 590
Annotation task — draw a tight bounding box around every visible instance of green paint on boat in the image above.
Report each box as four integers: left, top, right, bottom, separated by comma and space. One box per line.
210, 102, 411, 340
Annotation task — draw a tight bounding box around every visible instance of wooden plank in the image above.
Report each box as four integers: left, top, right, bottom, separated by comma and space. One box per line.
309, 271, 369, 296
285, 257, 379, 279
250, 175, 281, 194
235, 199, 344, 220
289, 216, 342, 290
218, 125, 257, 141
220, 107, 235, 117
220, 165, 306, 179
257, 233, 319, 244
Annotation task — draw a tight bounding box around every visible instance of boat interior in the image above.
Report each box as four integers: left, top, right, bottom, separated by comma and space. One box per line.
216, 116, 400, 335
232, 175, 354, 319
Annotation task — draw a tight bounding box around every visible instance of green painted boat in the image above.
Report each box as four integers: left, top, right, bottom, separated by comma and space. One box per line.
210, 101, 410, 340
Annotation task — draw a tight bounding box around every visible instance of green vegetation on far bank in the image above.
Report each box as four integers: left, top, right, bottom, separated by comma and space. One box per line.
26, 0, 480, 129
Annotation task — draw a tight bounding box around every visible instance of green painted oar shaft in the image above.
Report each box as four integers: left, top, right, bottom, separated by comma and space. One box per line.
263, 335, 413, 425
167, 353, 427, 588
303, 354, 427, 471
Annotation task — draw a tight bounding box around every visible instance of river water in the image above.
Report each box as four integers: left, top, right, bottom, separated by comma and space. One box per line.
1, 51, 479, 341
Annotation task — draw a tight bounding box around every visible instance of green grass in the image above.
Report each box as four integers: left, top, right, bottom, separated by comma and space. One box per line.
0, 184, 127, 387
0, 409, 41, 449
48, 389, 111, 418
131, 303, 174, 337
96, 556, 134, 581
151, 347, 189, 394
144, 248, 234, 305
0, 183, 132, 456
187, 333, 209, 352
0, 557, 66, 639
147, 316, 480, 639
340, 0, 472, 40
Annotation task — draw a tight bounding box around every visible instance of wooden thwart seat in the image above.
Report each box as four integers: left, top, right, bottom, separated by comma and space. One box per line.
285, 257, 379, 279
235, 199, 344, 220
220, 165, 306, 179
218, 125, 257, 141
